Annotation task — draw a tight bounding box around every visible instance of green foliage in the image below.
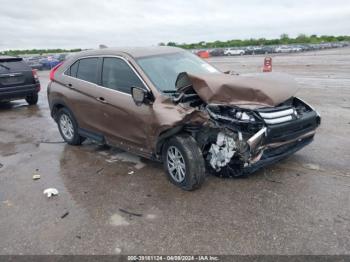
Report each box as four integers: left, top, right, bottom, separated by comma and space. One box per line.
174, 34, 350, 49
0, 48, 82, 56
1, 34, 350, 55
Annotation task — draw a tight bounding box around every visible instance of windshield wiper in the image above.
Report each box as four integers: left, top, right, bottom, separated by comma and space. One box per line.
0, 63, 10, 70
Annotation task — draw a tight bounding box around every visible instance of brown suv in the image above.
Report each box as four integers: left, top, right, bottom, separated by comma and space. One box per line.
48, 47, 320, 190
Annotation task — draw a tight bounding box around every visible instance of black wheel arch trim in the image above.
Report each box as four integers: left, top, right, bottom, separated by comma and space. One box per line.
50, 99, 69, 120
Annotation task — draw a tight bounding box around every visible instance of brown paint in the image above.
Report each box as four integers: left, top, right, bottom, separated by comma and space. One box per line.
186, 72, 299, 109
48, 47, 310, 159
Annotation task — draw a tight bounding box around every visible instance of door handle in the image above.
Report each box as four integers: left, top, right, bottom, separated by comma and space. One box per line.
96, 97, 107, 103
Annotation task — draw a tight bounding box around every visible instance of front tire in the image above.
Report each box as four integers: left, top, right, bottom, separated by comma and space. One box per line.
25, 93, 38, 105
162, 134, 206, 191
57, 107, 85, 145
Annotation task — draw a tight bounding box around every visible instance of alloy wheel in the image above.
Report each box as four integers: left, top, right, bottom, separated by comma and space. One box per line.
167, 146, 186, 183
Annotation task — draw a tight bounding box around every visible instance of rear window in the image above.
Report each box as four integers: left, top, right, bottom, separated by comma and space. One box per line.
0, 60, 30, 73
75, 58, 98, 84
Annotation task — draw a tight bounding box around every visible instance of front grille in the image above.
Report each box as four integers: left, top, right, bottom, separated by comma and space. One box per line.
258, 108, 296, 124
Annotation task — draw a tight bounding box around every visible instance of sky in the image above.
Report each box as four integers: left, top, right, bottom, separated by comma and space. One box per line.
0, 0, 350, 50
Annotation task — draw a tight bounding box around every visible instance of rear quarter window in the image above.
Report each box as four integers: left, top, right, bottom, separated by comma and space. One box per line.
67, 61, 79, 77
75, 58, 98, 84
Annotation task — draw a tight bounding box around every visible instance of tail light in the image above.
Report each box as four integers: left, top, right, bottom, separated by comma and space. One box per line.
49, 62, 63, 81
32, 69, 39, 80
32, 69, 41, 92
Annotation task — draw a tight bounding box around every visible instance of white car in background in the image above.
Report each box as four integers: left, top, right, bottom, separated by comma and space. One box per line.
275, 46, 292, 53
224, 48, 245, 56
275, 45, 303, 53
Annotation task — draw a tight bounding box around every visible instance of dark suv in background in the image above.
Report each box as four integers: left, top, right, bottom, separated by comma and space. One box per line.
0, 56, 40, 105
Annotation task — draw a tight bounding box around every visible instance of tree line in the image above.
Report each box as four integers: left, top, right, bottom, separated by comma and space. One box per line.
159, 34, 350, 49
1, 34, 350, 56
0, 48, 82, 56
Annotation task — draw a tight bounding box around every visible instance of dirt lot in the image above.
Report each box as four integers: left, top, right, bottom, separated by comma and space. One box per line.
1, 48, 350, 255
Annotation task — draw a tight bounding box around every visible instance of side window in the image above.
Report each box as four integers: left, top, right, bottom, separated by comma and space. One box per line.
76, 58, 98, 84
101, 57, 145, 94
69, 61, 79, 77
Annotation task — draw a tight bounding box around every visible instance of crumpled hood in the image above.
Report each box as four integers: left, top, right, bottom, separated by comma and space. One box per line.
186, 72, 299, 109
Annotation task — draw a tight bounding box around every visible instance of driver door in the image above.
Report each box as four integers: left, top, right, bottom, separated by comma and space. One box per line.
94, 56, 153, 156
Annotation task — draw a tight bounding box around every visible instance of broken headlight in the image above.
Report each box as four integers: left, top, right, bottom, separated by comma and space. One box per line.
206, 105, 258, 123
234, 110, 256, 122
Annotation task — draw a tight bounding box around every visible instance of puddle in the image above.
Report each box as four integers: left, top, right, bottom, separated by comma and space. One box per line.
105, 151, 146, 170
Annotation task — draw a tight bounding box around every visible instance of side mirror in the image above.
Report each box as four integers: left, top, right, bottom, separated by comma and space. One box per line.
131, 86, 149, 106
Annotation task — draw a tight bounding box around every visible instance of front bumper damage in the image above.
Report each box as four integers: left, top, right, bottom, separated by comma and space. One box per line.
167, 72, 321, 177
198, 98, 321, 177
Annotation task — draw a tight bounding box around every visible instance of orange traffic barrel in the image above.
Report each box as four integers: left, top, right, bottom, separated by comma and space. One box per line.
263, 57, 272, 72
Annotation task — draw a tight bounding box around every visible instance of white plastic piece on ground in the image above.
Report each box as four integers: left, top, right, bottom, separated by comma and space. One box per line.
110, 213, 130, 226
209, 132, 236, 171
43, 188, 59, 198
32, 174, 41, 180
114, 247, 122, 254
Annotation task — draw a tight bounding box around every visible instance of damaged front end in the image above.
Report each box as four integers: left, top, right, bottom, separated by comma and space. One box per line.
173, 72, 321, 177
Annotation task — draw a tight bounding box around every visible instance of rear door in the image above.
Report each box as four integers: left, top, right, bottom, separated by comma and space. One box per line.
63, 57, 106, 134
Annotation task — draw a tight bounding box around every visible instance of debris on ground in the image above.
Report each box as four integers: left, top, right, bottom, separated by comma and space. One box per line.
128, 170, 134, 175
115, 247, 122, 254
0, 163, 3, 168
2, 200, 13, 207
96, 167, 104, 174
32, 174, 41, 180
110, 213, 130, 226
61, 212, 69, 219
146, 214, 157, 220
43, 188, 59, 198
106, 159, 118, 163
119, 208, 143, 217
303, 163, 320, 171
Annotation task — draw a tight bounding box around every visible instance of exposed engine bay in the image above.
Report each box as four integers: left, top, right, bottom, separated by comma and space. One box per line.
172, 72, 321, 177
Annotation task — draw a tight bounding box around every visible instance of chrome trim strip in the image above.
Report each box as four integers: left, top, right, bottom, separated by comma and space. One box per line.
264, 115, 293, 124
259, 108, 294, 119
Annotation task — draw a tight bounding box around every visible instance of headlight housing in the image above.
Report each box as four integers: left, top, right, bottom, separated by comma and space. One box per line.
206, 105, 257, 123
234, 110, 256, 122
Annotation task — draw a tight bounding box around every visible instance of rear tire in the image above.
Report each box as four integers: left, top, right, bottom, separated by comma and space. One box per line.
162, 134, 206, 191
25, 93, 38, 105
57, 107, 85, 145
